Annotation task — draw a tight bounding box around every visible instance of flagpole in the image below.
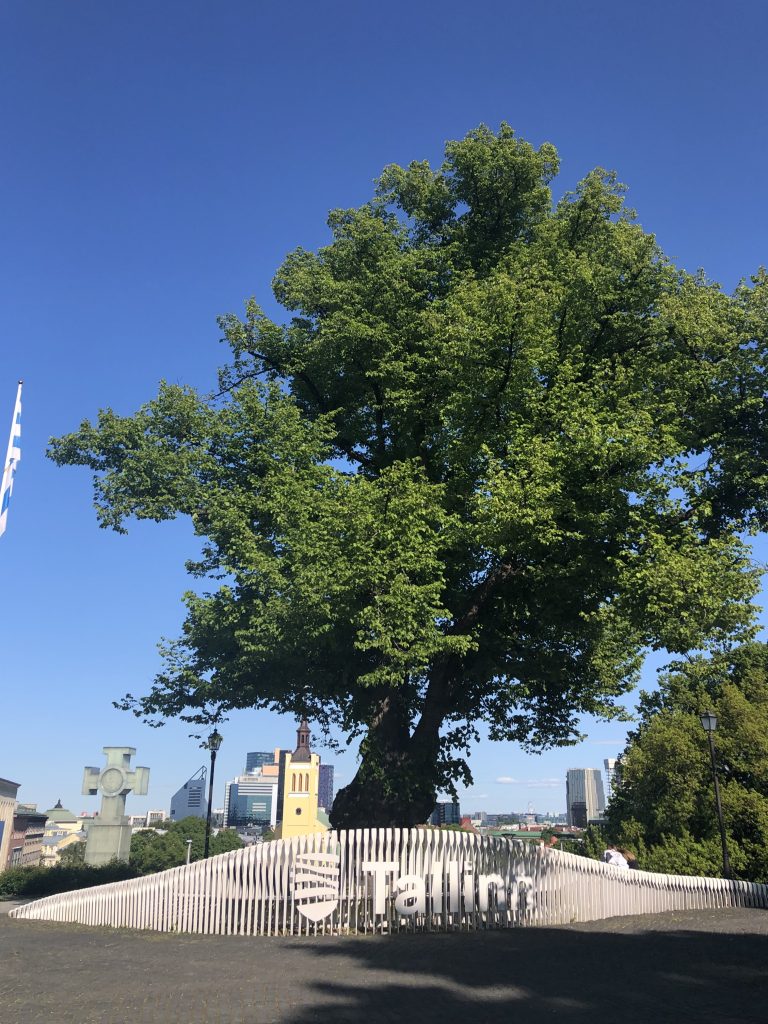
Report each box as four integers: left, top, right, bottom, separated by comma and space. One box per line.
0, 380, 23, 538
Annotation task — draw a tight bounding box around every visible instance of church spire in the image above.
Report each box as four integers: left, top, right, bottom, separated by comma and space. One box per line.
292, 719, 312, 762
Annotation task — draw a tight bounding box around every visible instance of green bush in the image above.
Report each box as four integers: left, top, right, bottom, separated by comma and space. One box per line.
0, 860, 139, 900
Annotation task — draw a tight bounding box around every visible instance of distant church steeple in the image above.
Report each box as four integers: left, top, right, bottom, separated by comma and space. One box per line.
292, 719, 311, 762
274, 717, 327, 840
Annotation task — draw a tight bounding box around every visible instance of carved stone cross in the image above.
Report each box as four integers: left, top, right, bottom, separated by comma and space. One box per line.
82, 747, 150, 864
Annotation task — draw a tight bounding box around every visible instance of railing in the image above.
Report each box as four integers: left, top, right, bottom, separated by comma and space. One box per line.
9, 828, 768, 935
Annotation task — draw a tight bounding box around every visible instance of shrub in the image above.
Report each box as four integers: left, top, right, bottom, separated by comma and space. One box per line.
0, 860, 139, 900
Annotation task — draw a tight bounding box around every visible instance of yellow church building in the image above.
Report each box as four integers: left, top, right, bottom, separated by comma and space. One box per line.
274, 720, 329, 839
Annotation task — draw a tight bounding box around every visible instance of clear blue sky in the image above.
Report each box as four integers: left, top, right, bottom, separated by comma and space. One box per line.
1, 1, 766, 819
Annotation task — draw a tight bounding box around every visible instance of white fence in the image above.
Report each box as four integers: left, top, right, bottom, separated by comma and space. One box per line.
9, 828, 768, 935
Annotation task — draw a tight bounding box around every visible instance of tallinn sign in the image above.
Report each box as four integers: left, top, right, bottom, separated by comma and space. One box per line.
292, 851, 535, 923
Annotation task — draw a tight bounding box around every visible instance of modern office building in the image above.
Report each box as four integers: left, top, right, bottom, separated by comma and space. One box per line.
245, 751, 273, 773
170, 766, 208, 821
224, 775, 278, 828
565, 768, 606, 827
429, 798, 461, 826
318, 763, 334, 811
603, 758, 618, 803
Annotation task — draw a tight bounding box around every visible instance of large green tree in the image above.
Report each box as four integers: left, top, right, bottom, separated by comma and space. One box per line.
50, 125, 768, 827
607, 643, 768, 881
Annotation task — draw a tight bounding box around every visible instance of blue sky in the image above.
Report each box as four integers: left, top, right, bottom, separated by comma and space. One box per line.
1, 1, 766, 819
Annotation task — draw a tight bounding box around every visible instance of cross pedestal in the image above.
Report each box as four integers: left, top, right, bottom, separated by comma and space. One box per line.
82, 747, 150, 865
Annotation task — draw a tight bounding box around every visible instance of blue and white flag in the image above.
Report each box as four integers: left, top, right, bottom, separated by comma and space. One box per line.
0, 381, 22, 538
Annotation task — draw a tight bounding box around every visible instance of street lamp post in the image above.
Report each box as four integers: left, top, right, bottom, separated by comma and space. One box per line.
699, 711, 731, 879
203, 729, 223, 860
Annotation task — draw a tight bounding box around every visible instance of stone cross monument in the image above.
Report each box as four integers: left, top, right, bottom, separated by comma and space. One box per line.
82, 747, 150, 865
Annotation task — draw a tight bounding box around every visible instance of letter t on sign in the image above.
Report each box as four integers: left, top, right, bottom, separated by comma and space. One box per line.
362, 861, 398, 916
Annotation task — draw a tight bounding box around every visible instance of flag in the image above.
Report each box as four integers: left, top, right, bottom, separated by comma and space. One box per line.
0, 381, 22, 538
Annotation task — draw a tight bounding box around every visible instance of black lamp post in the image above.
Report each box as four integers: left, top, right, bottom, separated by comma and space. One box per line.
203, 728, 223, 860
699, 711, 731, 879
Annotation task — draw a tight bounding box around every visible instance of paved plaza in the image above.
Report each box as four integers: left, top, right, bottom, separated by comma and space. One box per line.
2, 906, 767, 1023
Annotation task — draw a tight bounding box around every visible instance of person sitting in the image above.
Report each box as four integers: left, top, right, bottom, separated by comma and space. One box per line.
617, 847, 639, 869
602, 844, 629, 868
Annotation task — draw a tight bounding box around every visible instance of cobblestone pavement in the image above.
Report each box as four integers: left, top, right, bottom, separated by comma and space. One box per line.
2, 908, 767, 1024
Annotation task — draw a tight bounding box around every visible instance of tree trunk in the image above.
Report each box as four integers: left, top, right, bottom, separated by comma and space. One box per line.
329, 690, 444, 828
330, 747, 441, 828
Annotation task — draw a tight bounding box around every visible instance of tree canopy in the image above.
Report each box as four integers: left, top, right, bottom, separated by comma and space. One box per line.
49, 124, 768, 826
607, 643, 768, 882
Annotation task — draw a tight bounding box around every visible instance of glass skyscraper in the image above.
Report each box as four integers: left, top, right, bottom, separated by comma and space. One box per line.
318, 764, 334, 811
245, 751, 273, 773
565, 768, 606, 826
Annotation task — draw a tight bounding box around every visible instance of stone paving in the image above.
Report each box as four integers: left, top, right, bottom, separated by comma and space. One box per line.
2, 908, 767, 1023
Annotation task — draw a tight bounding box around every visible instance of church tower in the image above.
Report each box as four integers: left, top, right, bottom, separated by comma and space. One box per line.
274, 720, 328, 839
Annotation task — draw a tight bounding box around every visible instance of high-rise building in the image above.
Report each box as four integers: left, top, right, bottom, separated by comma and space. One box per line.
603, 758, 618, 803
565, 769, 605, 827
429, 798, 461, 826
275, 749, 291, 819
170, 767, 208, 821
318, 764, 334, 811
245, 751, 273, 773
224, 775, 278, 828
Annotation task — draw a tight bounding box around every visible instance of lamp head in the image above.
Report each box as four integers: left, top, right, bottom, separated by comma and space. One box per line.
206, 728, 223, 752
700, 711, 718, 734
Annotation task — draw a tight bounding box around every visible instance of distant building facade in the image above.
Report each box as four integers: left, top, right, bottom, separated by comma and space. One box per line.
245, 751, 273, 773
224, 776, 278, 828
127, 811, 167, 829
0, 778, 21, 870
170, 766, 208, 821
44, 799, 80, 836
40, 832, 86, 867
430, 798, 461, 826
318, 764, 334, 811
566, 769, 605, 827
8, 806, 47, 868
603, 758, 618, 803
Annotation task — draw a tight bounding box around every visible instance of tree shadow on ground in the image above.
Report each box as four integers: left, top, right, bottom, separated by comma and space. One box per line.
280, 921, 768, 1024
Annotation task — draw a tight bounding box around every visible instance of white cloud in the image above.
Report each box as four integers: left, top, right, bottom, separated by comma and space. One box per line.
495, 776, 518, 784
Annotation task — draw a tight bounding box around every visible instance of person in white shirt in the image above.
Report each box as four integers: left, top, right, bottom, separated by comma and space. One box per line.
602, 844, 629, 868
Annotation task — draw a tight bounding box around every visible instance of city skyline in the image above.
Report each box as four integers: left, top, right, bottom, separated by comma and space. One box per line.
5, 740, 620, 822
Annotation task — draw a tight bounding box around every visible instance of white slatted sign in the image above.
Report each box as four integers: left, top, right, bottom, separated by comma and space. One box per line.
10, 828, 768, 935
